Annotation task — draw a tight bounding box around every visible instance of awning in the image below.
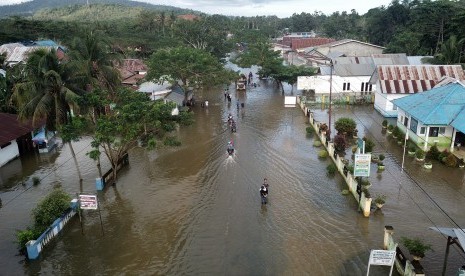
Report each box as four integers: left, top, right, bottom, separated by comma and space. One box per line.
430, 227, 465, 249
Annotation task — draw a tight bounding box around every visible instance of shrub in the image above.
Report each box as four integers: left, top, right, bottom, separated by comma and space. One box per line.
400, 237, 433, 258
443, 153, 457, 167
408, 143, 417, 153
347, 164, 354, 174
382, 119, 388, 127
305, 126, 314, 134
360, 178, 371, 186
313, 140, 322, 147
319, 123, 328, 133
333, 134, 347, 152
33, 189, 71, 229
326, 163, 337, 176
335, 117, 357, 136
363, 136, 375, 153
427, 144, 440, 160
32, 177, 40, 186
163, 136, 181, 146
362, 188, 371, 198
379, 154, 385, 161
318, 149, 328, 158
415, 149, 425, 159
392, 126, 400, 137
16, 227, 42, 252
387, 124, 394, 131
374, 194, 386, 205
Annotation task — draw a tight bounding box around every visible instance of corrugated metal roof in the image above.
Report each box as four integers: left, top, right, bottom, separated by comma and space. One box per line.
392, 82, 465, 132
377, 65, 465, 94
6, 46, 54, 64
334, 63, 376, 77
0, 43, 24, 59
372, 53, 409, 65
334, 56, 373, 65
0, 113, 37, 145
407, 56, 433, 65
33, 40, 58, 47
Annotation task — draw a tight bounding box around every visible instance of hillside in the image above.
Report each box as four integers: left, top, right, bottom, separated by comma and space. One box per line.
0, 0, 197, 18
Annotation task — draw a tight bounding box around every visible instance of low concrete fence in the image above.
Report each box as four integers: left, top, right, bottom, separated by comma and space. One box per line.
96, 153, 129, 191
26, 199, 79, 259
298, 97, 372, 217
383, 226, 425, 276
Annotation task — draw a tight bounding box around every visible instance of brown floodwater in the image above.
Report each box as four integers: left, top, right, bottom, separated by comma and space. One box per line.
1, 67, 465, 275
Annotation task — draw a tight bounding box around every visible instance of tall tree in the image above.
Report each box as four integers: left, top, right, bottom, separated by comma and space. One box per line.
147, 46, 235, 99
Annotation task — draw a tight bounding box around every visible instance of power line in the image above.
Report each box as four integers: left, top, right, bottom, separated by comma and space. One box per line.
0, 141, 92, 209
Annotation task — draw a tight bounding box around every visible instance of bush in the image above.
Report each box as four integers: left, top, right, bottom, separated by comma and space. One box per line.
335, 117, 357, 136
16, 227, 42, 252
443, 153, 457, 167
333, 134, 347, 152
427, 145, 440, 160
400, 237, 432, 258
374, 194, 386, 204
363, 136, 375, 153
319, 123, 328, 133
379, 154, 385, 161
326, 163, 337, 176
392, 126, 400, 137
33, 189, 71, 229
32, 176, 40, 186
415, 149, 425, 159
313, 140, 322, 147
306, 126, 314, 134
363, 188, 371, 198
347, 164, 354, 174
382, 120, 388, 127
408, 142, 417, 153
163, 136, 181, 146
387, 124, 394, 131
318, 149, 328, 158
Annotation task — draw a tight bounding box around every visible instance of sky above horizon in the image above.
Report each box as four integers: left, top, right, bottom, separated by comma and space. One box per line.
1, 0, 393, 18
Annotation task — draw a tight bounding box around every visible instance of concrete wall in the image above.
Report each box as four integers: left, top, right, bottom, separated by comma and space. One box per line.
318, 41, 384, 56
297, 75, 375, 95
0, 140, 19, 167
298, 97, 372, 217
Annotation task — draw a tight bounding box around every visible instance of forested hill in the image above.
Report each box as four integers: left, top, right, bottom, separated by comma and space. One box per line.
0, 0, 195, 18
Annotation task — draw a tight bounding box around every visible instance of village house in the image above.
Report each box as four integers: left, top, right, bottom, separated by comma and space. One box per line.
117, 59, 148, 89
392, 81, 465, 156
371, 65, 465, 117
0, 40, 65, 67
0, 113, 38, 167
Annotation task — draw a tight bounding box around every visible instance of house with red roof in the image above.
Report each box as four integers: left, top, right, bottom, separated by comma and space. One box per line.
0, 113, 38, 167
370, 65, 465, 117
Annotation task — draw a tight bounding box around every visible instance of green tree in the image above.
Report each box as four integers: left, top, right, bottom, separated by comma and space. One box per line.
90, 88, 192, 180
147, 46, 234, 100
335, 117, 357, 136
424, 35, 465, 65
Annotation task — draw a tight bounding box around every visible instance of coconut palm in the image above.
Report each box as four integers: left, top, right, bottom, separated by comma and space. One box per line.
68, 30, 121, 96
11, 48, 83, 185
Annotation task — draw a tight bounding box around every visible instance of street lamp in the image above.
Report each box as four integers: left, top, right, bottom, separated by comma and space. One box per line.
327, 59, 333, 141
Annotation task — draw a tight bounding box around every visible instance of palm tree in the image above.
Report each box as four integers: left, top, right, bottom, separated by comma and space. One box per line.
11, 48, 83, 186
68, 30, 121, 96
424, 35, 465, 64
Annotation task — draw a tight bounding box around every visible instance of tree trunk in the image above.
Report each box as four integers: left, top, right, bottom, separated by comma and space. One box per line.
68, 142, 83, 191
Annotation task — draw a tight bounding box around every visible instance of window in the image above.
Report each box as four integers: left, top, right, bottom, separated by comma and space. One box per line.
369, 84, 373, 91
410, 118, 418, 133
399, 116, 403, 123
361, 83, 364, 91
429, 127, 439, 137
347, 83, 351, 90
403, 117, 409, 127
439, 127, 446, 135
365, 82, 369, 92
420, 127, 425, 135
343, 83, 347, 90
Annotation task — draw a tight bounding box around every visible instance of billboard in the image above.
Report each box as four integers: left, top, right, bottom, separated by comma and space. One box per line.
79, 194, 98, 210
354, 154, 371, 177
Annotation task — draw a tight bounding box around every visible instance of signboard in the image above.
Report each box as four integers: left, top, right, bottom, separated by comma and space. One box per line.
284, 96, 297, 106
368, 250, 396, 266
79, 194, 98, 210
354, 154, 371, 177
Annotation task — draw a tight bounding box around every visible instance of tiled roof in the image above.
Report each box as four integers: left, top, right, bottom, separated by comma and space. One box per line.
392, 82, 465, 132
0, 113, 37, 146
376, 65, 465, 94
290, 38, 336, 50
120, 59, 147, 73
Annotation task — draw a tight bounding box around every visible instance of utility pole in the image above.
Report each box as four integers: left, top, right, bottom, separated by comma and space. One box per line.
328, 59, 333, 141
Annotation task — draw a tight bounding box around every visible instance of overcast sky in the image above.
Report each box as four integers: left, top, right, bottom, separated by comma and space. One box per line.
1, 0, 393, 18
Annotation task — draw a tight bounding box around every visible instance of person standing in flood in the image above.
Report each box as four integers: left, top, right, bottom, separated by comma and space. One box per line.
260, 185, 268, 204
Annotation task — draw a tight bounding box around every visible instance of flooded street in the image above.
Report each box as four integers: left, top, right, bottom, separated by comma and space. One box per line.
1, 70, 465, 275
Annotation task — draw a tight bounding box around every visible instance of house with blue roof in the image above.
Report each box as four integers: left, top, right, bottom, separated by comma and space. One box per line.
392, 81, 465, 153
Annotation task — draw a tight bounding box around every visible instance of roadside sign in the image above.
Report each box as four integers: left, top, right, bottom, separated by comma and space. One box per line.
367, 250, 396, 276
79, 194, 98, 210
354, 154, 371, 177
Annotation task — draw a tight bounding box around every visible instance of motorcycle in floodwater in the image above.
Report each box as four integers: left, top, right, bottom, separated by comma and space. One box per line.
227, 141, 234, 155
